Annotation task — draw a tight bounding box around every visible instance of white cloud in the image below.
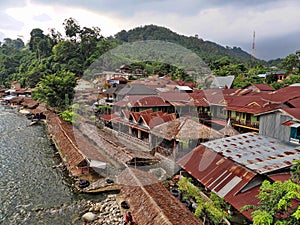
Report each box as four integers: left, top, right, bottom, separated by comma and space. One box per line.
0, 0, 299, 59
4, 1, 121, 42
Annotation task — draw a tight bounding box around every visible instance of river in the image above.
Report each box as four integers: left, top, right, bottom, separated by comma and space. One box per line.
0, 104, 105, 225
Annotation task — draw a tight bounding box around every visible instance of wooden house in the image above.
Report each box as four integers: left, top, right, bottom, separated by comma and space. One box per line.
258, 108, 300, 144
150, 117, 223, 159
100, 109, 177, 149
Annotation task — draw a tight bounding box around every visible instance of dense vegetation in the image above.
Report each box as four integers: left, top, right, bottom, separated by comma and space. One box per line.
239, 160, 300, 225
1, 19, 300, 110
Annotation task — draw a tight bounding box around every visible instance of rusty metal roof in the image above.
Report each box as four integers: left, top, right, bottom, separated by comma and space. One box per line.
202, 132, 300, 174
177, 145, 257, 220
178, 146, 256, 197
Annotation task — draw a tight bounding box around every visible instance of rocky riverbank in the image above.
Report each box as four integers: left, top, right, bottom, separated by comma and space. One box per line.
81, 194, 127, 225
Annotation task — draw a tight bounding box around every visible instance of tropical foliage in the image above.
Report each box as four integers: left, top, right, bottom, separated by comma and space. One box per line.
242, 180, 300, 225
177, 177, 229, 224
32, 71, 77, 111
1, 19, 300, 108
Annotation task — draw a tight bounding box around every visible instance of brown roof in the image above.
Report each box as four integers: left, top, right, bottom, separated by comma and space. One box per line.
226, 95, 281, 114
9, 96, 24, 104
46, 112, 86, 169
263, 85, 300, 103
100, 113, 120, 122
21, 98, 39, 109
31, 103, 47, 115
219, 124, 240, 136
151, 117, 223, 141
139, 111, 176, 129
159, 91, 191, 102
78, 123, 157, 164
118, 168, 202, 225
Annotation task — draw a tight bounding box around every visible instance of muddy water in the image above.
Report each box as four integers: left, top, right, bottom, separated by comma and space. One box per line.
0, 105, 104, 225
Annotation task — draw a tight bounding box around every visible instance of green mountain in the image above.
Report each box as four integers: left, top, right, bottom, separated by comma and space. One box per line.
114, 24, 257, 64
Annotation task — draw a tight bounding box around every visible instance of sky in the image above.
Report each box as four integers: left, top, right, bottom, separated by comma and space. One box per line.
0, 0, 300, 60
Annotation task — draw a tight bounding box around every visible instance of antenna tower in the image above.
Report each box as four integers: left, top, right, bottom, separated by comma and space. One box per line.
251, 31, 255, 66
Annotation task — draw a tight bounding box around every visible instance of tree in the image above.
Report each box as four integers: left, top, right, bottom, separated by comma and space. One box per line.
291, 159, 300, 184
280, 53, 300, 74
177, 177, 229, 224
29, 28, 52, 59
242, 180, 300, 225
63, 17, 81, 41
32, 71, 77, 111
52, 40, 83, 75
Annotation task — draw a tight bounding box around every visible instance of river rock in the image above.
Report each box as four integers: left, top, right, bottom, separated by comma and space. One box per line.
82, 212, 97, 222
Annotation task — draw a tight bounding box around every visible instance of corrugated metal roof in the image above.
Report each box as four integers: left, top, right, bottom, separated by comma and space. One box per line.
281, 108, 300, 121
177, 145, 256, 220
202, 132, 300, 174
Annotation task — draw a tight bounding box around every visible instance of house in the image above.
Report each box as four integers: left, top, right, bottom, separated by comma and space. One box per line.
112, 95, 172, 114
100, 108, 177, 150
266, 71, 285, 82
150, 117, 223, 159
225, 95, 281, 132
114, 84, 157, 101
210, 75, 235, 89
178, 132, 300, 221
258, 108, 300, 144
158, 91, 196, 117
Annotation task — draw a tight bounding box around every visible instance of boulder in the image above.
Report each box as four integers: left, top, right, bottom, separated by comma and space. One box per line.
82, 212, 97, 222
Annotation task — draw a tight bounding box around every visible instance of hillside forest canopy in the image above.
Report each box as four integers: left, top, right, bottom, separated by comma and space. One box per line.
1, 18, 300, 108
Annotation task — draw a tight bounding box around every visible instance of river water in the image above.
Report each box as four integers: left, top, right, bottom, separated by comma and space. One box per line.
0, 104, 104, 225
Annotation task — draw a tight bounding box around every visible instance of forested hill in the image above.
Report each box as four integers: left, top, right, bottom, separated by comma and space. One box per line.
114, 24, 255, 64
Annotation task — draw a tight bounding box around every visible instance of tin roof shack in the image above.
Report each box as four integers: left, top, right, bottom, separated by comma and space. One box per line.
117, 168, 203, 225
178, 132, 300, 221
258, 108, 300, 145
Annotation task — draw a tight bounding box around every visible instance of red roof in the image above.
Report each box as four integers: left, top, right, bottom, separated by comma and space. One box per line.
100, 114, 120, 121
269, 173, 291, 182
226, 95, 281, 114
251, 83, 275, 91
159, 91, 191, 102
281, 108, 300, 121
177, 145, 257, 220
288, 98, 300, 108
263, 86, 300, 103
